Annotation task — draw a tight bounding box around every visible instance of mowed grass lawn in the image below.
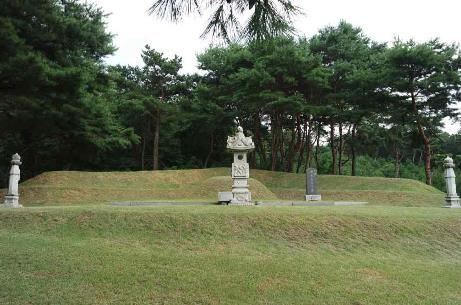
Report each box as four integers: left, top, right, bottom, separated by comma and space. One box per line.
1, 205, 460, 305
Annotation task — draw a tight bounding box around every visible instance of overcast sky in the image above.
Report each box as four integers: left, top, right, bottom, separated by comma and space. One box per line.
92, 0, 461, 133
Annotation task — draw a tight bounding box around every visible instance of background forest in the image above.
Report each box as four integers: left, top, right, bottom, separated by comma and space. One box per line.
1, 0, 461, 191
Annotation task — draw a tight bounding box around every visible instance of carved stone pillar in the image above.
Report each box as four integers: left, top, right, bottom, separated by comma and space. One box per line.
226, 126, 255, 205
3, 153, 22, 208
443, 155, 460, 208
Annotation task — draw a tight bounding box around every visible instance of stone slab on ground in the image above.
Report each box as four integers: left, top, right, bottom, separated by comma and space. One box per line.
110, 201, 216, 207
110, 201, 367, 207
305, 195, 322, 201
218, 192, 233, 203
256, 201, 367, 207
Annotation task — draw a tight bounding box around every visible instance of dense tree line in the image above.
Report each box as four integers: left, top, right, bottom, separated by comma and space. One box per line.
0, 0, 137, 181
1, 0, 461, 189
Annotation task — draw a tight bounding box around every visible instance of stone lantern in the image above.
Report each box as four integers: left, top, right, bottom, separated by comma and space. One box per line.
443, 155, 460, 208
3, 153, 23, 208
226, 126, 255, 205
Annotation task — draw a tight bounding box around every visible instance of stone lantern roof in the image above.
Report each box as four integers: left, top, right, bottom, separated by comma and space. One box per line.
226, 126, 255, 152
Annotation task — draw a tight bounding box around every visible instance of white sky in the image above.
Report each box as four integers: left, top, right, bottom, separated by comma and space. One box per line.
92, 0, 461, 133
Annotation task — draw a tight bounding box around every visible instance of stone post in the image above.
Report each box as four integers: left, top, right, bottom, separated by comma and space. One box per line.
3, 153, 23, 208
226, 126, 255, 205
443, 155, 460, 208
305, 168, 321, 201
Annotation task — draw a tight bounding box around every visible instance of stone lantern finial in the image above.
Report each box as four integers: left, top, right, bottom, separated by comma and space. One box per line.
444, 155, 454, 167
11, 153, 22, 165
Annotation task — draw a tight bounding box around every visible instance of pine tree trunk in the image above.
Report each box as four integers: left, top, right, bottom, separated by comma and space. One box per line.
305, 119, 313, 169
203, 132, 214, 168
338, 122, 343, 175
314, 123, 321, 170
278, 114, 285, 171
411, 90, 432, 185
141, 135, 146, 170
271, 114, 277, 171
295, 118, 307, 173
286, 117, 297, 172
254, 114, 266, 168
394, 147, 401, 178
330, 121, 336, 175
153, 109, 160, 171
419, 126, 432, 185
351, 124, 357, 176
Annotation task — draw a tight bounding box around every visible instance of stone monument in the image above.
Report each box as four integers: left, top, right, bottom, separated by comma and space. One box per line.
443, 155, 460, 208
3, 153, 23, 208
305, 168, 321, 201
225, 126, 255, 205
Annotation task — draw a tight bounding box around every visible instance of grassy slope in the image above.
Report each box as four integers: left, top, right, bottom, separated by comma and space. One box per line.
253, 171, 444, 206
0, 206, 460, 305
1, 168, 443, 206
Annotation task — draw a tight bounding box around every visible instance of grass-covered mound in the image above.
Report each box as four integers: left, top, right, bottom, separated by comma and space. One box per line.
12, 169, 277, 205
0, 206, 460, 305
3, 168, 443, 206
253, 171, 444, 206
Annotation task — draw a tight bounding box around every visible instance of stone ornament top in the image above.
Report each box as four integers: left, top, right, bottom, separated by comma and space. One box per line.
11, 153, 22, 165
444, 155, 455, 168
226, 126, 255, 152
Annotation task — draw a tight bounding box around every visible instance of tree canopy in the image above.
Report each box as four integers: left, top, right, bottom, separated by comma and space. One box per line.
380, 39, 461, 184
0, 0, 138, 177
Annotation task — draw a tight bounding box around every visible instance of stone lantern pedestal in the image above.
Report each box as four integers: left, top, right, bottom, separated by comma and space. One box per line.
443, 156, 460, 208
2, 153, 22, 208
226, 126, 255, 205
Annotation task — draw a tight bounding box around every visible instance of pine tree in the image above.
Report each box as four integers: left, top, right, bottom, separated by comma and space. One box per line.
382, 39, 461, 185
0, 0, 135, 176
148, 0, 301, 41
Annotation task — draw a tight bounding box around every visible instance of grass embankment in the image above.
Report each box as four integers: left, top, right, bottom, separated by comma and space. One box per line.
253, 171, 444, 206
0, 206, 460, 305
2, 168, 443, 206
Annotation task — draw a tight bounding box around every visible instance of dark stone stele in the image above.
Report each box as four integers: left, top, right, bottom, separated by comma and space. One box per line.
306, 168, 318, 195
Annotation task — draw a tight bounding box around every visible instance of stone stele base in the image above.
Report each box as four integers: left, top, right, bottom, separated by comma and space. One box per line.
218, 192, 255, 205
305, 194, 322, 201
2, 195, 22, 208
229, 202, 254, 206
443, 196, 461, 208
229, 191, 254, 206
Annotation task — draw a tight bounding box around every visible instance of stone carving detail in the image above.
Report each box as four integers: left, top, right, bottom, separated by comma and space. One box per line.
234, 193, 250, 202
2, 153, 23, 208
227, 126, 255, 151
232, 164, 249, 178
233, 179, 248, 187
443, 156, 460, 208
